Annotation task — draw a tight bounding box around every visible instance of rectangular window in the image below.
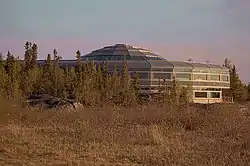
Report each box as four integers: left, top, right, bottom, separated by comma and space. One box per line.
194, 74, 207, 80
210, 75, 220, 81
138, 73, 148, 79
222, 75, 229, 82
175, 73, 191, 80
195, 92, 207, 98
153, 73, 171, 79
130, 72, 148, 79
211, 92, 220, 98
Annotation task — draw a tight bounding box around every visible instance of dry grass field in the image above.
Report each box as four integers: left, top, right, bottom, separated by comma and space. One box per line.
0, 100, 250, 166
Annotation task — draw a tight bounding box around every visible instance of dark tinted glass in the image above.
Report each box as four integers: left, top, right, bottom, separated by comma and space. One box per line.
211, 92, 220, 98
176, 73, 191, 80
153, 73, 171, 79
195, 92, 207, 98
83, 55, 161, 61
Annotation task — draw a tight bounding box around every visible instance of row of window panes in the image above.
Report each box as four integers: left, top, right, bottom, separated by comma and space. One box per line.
153, 73, 171, 79
82, 55, 163, 61
193, 88, 221, 91
194, 92, 220, 98
107, 71, 149, 79
175, 73, 192, 80
194, 74, 229, 82
131, 72, 149, 79
152, 73, 229, 82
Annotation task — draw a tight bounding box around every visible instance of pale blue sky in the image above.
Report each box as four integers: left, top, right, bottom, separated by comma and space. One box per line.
0, 0, 249, 82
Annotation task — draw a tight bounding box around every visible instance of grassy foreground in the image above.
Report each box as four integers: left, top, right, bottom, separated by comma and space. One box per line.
0, 101, 250, 166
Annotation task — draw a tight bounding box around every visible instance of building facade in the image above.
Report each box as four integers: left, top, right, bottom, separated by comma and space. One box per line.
76, 44, 230, 104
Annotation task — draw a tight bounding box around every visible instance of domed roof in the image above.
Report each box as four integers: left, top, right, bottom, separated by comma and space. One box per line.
81, 44, 166, 61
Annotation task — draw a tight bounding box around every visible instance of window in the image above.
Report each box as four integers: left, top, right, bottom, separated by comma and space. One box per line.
195, 92, 207, 98
210, 75, 220, 81
130, 56, 138, 60
147, 57, 162, 60
131, 72, 148, 79
140, 87, 150, 90
211, 92, 220, 98
222, 75, 229, 82
194, 74, 207, 80
175, 73, 191, 80
153, 73, 171, 79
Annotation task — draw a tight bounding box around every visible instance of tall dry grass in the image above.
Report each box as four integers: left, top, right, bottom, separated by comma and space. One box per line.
0, 100, 250, 165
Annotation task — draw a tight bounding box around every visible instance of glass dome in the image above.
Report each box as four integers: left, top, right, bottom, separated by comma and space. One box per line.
81, 44, 166, 61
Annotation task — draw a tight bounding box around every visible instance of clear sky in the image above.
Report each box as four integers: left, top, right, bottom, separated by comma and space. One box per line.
0, 0, 249, 83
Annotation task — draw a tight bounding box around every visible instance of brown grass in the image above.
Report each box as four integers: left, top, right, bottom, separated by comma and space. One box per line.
0, 100, 250, 166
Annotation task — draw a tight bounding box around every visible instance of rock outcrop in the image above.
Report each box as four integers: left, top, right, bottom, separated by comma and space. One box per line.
26, 94, 83, 110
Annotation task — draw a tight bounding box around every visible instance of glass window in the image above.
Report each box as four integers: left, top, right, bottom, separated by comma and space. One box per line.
153, 73, 171, 79
211, 92, 220, 98
130, 72, 148, 79
145, 56, 162, 60
222, 75, 229, 82
137, 56, 146, 60
194, 74, 207, 80
195, 92, 207, 98
138, 73, 148, 79
124, 56, 128, 60
210, 75, 220, 81
176, 73, 191, 80
116, 56, 123, 60
106, 56, 112, 60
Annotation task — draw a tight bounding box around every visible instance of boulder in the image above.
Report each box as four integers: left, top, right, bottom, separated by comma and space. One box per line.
26, 94, 82, 110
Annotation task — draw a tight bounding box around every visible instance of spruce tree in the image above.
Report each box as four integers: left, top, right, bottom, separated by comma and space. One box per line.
0, 54, 7, 98
11, 56, 22, 100
170, 76, 178, 106
41, 54, 53, 95
111, 66, 120, 103
121, 62, 130, 92
5, 51, 15, 74
230, 65, 246, 102
24, 41, 32, 71
129, 71, 140, 103
247, 83, 250, 101
120, 62, 130, 104
222, 58, 246, 102
30, 43, 38, 68
75, 50, 82, 73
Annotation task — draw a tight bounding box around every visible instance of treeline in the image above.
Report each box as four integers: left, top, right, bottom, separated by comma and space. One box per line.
0, 42, 249, 107
0, 42, 191, 107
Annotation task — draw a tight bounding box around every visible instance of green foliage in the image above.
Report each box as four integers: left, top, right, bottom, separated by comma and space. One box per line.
223, 59, 247, 102
0, 43, 249, 106
230, 65, 247, 102
247, 83, 250, 101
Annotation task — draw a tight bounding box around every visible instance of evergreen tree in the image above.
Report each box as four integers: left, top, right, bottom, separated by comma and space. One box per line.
111, 66, 120, 103
121, 62, 130, 92
170, 76, 178, 106
0, 54, 7, 97
247, 83, 250, 101
0, 52, 3, 60
129, 71, 140, 103
24, 41, 32, 71
223, 58, 232, 69
75, 50, 82, 73
222, 58, 247, 102
30, 43, 38, 68
5, 51, 15, 74
131, 71, 139, 96
120, 62, 131, 104
230, 65, 246, 102
41, 54, 53, 95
